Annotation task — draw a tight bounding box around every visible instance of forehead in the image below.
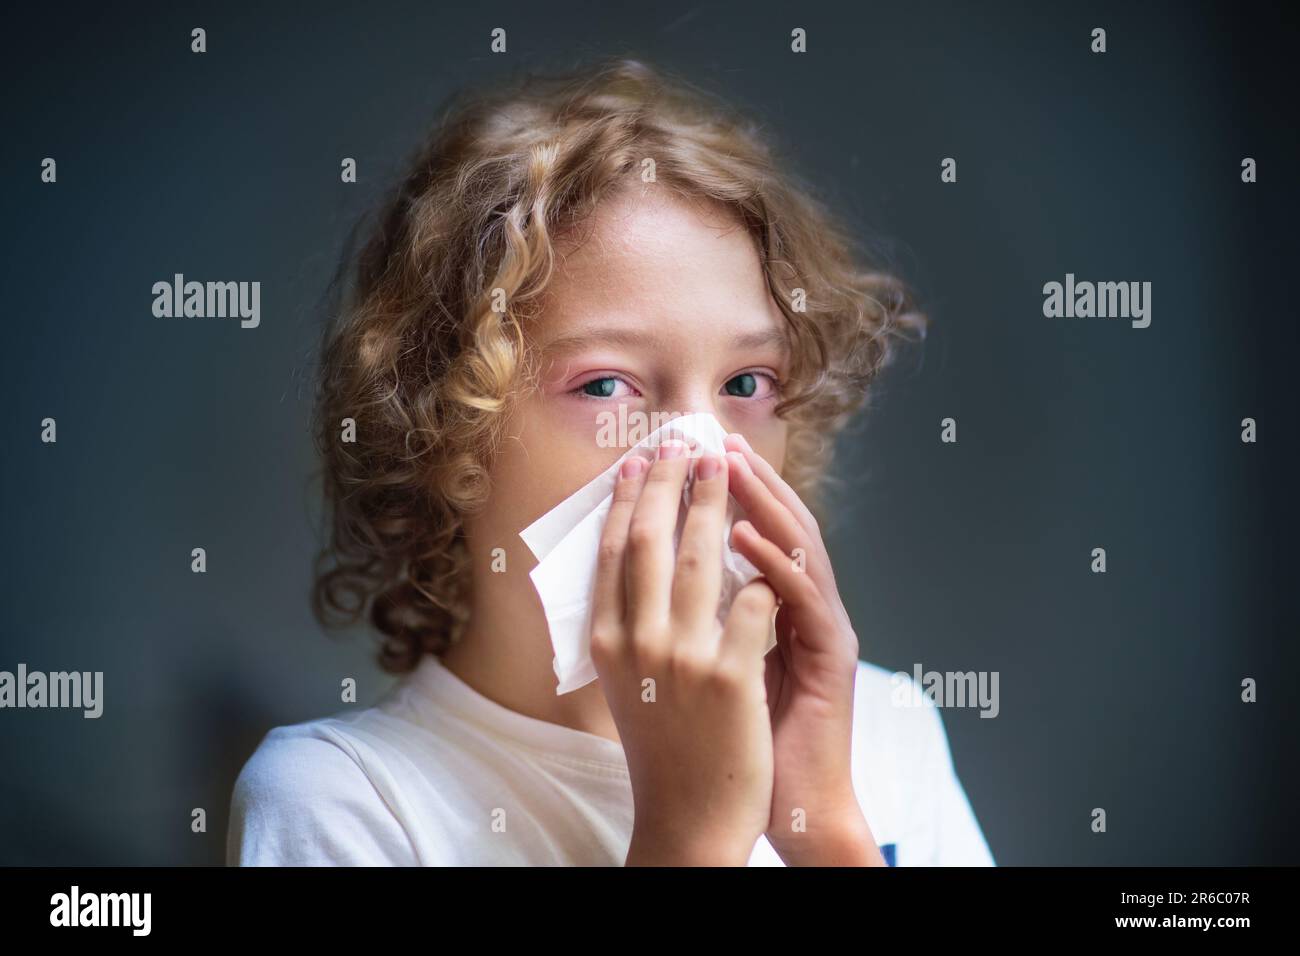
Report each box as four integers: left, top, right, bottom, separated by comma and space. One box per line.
533, 186, 784, 346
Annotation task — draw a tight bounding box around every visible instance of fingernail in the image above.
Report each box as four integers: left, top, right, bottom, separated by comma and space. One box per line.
620, 456, 645, 480
659, 439, 684, 460
696, 455, 720, 481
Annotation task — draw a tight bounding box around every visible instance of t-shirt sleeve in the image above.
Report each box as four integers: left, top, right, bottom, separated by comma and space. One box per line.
908, 699, 996, 866
226, 727, 420, 866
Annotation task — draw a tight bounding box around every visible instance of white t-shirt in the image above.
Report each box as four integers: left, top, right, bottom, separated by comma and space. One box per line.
227, 654, 995, 866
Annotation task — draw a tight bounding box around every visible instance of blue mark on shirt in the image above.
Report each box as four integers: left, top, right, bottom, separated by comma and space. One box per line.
879, 843, 897, 866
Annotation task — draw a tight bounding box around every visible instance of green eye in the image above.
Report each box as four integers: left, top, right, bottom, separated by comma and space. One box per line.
724, 373, 758, 397
581, 377, 618, 398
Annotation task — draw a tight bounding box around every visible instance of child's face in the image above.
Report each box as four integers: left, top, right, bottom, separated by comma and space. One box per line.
467, 186, 791, 576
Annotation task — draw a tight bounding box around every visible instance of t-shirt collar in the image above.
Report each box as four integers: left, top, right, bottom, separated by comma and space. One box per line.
407, 653, 630, 774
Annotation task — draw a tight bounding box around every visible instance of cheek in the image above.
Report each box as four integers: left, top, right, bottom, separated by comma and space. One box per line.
464, 397, 634, 571
491, 400, 629, 523
735, 419, 788, 477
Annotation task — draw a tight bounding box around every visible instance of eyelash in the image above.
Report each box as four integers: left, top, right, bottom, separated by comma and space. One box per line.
569, 370, 782, 400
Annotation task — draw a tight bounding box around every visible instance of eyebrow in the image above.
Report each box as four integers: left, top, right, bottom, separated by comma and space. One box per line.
539, 325, 790, 357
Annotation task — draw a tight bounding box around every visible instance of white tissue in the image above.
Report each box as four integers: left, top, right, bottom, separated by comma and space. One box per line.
520, 412, 775, 695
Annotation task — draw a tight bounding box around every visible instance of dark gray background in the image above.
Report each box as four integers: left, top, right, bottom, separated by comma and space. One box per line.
1, 0, 1295, 865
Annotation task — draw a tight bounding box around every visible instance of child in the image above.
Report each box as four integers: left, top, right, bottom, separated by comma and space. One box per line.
227, 58, 995, 867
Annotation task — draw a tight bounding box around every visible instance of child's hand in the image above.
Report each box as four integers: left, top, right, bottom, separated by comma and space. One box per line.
591, 440, 778, 866
723, 433, 887, 866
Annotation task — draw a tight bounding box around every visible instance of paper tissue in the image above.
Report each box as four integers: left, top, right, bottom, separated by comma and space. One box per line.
519, 411, 776, 694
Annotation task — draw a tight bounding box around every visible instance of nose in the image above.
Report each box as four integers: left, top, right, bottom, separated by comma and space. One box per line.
654, 383, 739, 446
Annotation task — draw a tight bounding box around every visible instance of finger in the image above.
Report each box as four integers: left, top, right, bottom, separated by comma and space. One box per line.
729, 519, 845, 657
625, 439, 691, 637
724, 436, 847, 613
723, 432, 820, 536
669, 453, 728, 641
591, 455, 648, 652
724, 450, 807, 563
720, 577, 779, 670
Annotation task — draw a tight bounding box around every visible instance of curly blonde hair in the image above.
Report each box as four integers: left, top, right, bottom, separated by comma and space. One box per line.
311, 56, 926, 673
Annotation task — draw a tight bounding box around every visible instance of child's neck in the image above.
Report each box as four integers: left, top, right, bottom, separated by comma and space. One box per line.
439, 603, 623, 747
